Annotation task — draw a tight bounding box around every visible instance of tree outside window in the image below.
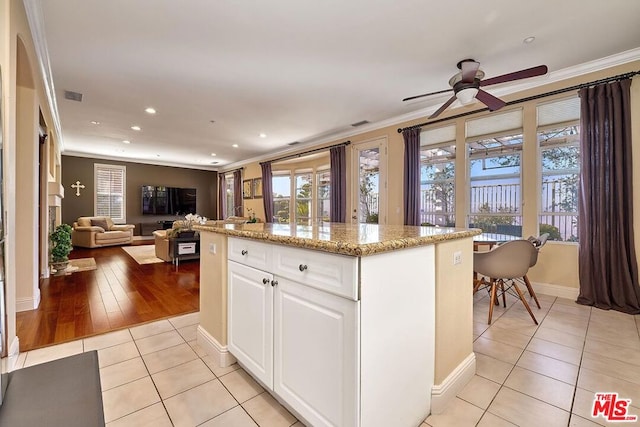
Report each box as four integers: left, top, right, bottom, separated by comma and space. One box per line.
420, 144, 455, 226
539, 125, 580, 241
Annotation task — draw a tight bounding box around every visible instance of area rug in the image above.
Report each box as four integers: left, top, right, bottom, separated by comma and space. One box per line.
0, 351, 104, 426
122, 245, 165, 264
52, 257, 97, 275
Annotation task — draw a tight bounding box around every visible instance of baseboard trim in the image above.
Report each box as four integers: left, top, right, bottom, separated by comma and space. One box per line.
196, 325, 236, 368
16, 290, 41, 312
532, 281, 579, 300
431, 353, 476, 414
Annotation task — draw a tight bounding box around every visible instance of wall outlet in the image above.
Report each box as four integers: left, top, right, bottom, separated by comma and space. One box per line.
209, 243, 216, 254
453, 251, 462, 265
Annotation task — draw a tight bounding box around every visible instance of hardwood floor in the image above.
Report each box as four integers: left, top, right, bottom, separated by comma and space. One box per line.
16, 241, 200, 351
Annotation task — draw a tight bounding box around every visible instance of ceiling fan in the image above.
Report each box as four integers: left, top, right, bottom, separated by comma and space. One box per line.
403, 59, 548, 119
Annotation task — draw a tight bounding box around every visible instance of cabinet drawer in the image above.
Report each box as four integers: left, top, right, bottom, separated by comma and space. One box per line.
273, 245, 359, 300
228, 237, 272, 271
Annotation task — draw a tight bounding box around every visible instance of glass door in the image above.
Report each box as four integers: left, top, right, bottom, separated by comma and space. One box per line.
351, 138, 387, 224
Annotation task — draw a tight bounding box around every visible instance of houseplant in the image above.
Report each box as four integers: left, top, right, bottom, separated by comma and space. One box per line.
50, 223, 73, 273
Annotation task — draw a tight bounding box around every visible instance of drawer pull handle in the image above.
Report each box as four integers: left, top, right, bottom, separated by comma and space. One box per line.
241, 250, 248, 256
298, 264, 308, 272
262, 278, 269, 285
271, 280, 278, 287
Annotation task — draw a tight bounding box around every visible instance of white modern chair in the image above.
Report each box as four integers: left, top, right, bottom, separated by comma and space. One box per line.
473, 239, 539, 325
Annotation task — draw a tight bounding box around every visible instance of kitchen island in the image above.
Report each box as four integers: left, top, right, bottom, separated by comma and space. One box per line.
194, 222, 480, 427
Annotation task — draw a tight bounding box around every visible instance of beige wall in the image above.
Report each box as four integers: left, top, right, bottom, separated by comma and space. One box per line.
199, 231, 228, 343
1, 0, 65, 360
233, 61, 640, 294
434, 237, 474, 384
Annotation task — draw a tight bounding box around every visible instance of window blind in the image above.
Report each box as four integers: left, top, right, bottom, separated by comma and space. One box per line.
537, 97, 580, 127
94, 164, 126, 223
466, 109, 523, 140
420, 124, 456, 147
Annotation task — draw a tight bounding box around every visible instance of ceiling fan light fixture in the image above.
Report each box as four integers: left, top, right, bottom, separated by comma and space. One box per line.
456, 87, 478, 105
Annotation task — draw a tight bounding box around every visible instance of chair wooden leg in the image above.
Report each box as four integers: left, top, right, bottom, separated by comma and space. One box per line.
500, 281, 507, 307
523, 274, 541, 309
512, 281, 538, 325
488, 279, 497, 325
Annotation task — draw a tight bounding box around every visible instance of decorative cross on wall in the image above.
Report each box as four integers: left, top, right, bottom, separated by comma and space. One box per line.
71, 180, 85, 196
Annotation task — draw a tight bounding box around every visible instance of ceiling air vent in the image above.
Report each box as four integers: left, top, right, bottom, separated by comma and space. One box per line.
351, 120, 370, 127
64, 90, 83, 102
287, 141, 300, 146
210, 161, 219, 165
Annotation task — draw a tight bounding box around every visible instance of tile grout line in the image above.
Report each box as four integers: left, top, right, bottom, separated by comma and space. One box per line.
566, 302, 592, 424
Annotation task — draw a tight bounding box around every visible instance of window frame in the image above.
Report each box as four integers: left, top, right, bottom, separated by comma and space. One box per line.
419, 141, 456, 227
537, 122, 580, 242
467, 132, 524, 236
94, 163, 126, 224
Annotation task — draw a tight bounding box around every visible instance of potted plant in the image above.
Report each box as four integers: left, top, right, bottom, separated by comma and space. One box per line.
50, 223, 73, 274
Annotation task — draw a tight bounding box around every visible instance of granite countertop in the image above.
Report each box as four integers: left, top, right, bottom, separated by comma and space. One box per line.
193, 222, 481, 256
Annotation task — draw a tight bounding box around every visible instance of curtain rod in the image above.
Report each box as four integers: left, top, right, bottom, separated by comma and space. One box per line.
397, 70, 640, 134
260, 141, 351, 165
219, 166, 244, 174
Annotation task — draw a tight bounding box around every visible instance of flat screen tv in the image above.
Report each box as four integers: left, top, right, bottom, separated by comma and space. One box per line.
142, 185, 197, 215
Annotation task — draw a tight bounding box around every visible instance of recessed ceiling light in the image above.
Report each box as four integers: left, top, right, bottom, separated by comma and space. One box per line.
232, 144, 239, 148
90, 120, 100, 125
523, 36, 536, 44
259, 133, 267, 138
145, 107, 156, 114
122, 140, 131, 144
131, 125, 141, 131
211, 153, 217, 156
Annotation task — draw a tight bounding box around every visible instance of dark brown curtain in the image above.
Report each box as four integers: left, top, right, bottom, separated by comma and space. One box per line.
330, 145, 347, 222
403, 128, 421, 225
577, 78, 640, 314
233, 169, 243, 216
218, 172, 226, 219
261, 162, 273, 222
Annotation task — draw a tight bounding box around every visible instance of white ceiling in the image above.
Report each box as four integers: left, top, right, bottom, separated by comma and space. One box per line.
33, 0, 640, 170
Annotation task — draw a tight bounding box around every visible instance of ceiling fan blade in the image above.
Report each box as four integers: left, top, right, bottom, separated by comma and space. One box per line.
480, 65, 548, 87
402, 87, 453, 102
476, 89, 506, 111
428, 95, 457, 119
461, 60, 480, 83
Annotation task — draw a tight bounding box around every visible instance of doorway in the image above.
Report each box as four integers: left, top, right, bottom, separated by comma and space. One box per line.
351, 137, 387, 225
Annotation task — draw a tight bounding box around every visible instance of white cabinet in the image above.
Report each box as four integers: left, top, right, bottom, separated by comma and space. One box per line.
228, 239, 359, 427
227, 261, 274, 386
227, 237, 434, 427
274, 276, 359, 427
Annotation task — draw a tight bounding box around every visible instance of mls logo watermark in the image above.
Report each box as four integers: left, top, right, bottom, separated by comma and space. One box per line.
592, 392, 638, 422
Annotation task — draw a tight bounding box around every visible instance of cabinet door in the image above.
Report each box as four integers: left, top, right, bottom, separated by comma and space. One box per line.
274, 277, 359, 427
228, 261, 274, 387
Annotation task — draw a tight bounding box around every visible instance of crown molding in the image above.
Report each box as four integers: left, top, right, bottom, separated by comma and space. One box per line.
23, 0, 65, 151
62, 151, 219, 172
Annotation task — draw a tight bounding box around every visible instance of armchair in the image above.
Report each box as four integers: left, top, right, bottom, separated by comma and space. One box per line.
71, 216, 135, 248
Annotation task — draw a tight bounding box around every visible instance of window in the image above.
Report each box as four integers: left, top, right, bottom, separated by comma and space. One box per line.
316, 169, 330, 222
294, 172, 313, 225
467, 110, 523, 236
272, 173, 291, 223
538, 97, 581, 242
94, 164, 126, 223
420, 125, 456, 226
224, 174, 235, 218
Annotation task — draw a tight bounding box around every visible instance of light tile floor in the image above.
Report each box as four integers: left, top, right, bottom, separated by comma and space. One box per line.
14, 294, 640, 426
16, 312, 303, 427
424, 291, 640, 427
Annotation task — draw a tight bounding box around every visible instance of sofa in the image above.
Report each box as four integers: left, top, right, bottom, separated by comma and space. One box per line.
153, 216, 250, 261
71, 216, 135, 248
